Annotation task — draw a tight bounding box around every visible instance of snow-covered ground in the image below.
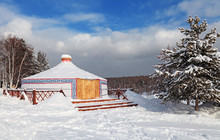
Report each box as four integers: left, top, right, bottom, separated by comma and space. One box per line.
0, 88, 219, 140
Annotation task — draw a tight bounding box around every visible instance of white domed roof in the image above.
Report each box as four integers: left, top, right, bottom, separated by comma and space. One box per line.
23, 54, 106, 80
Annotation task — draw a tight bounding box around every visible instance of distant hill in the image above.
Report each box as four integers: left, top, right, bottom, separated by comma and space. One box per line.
106, 75, 156, 94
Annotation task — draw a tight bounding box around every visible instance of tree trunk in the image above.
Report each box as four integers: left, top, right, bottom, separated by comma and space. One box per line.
195, 97, 199, 111
3, 61, 7, 88
187, 98, 190, 105
8, 52, 13, 89
15, 51, 27, 88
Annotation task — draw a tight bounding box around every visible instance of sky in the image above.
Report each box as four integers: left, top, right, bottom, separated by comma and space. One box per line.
0, 0, 220, 78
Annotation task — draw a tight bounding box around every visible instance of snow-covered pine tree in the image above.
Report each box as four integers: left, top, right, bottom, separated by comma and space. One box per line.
153, 16, 220, 111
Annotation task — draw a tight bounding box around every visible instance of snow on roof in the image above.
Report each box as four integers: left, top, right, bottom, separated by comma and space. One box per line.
61, 54, 72, 59
61, 54, 72, 62
23, 55, 106, 80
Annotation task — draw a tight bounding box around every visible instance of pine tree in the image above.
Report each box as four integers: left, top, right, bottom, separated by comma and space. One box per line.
36, 51, 50, 73
153, 16, 220, 111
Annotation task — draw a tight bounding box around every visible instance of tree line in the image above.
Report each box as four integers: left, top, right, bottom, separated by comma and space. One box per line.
0, 35, 50, 88
106, 76, 156, 94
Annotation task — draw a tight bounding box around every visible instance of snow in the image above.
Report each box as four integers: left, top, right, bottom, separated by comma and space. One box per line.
61, 54, 72, 59
185, 64, 204, 74
20, 91, 29, 101
0, 88, 220, 139
188, 54, 212, 63
155, 69, 163, 76
217, 52, 220, 57
22, 56, 105, 80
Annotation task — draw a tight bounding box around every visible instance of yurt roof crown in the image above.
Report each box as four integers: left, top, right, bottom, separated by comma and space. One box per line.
61, 54, 72, 62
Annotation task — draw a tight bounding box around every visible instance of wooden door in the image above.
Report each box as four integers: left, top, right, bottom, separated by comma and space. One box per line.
77, 79, 100, 99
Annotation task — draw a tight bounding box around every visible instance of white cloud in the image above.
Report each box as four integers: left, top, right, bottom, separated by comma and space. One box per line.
0, 4, 17, 24
163, 0, 220, 18
57, 41, 65, 47
154, 29, 181, 47
2, 18, 32, 38
62, 26, 182, 60
64, 13, 104, 23
178, 0, 220, 17
56, 41, 65, 51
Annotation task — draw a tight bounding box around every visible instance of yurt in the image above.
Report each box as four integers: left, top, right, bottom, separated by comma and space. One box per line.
21, 54, 107, 99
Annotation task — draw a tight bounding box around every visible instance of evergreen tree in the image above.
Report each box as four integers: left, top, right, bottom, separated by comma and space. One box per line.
36, 51, 50, 73
153, 16, 220, 111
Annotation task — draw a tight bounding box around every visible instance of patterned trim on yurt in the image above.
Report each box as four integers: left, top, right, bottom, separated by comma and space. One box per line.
21, 78, 77, 99
100, 80, 107, 85
100, 80, 107, 98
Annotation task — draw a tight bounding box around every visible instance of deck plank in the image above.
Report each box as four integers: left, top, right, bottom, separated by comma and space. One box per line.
75, 101, 134, 108
72, 98, 118, 104
78, 104, 138, 111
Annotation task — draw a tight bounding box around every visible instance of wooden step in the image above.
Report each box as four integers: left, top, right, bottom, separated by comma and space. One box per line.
72, 98, 118, 104
75, 101, 134, 108
78, 103, 138, 111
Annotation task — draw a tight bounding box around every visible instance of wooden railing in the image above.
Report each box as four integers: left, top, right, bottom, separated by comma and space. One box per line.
108, 88, 132, 100
3, 89, 65, 105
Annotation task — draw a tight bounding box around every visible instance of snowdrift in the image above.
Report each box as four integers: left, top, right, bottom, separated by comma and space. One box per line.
0, 88, 220, 139
125, 89, 220, 116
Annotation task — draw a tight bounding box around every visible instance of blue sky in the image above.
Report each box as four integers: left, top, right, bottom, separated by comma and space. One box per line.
0, 0, 220, 77
5, 0, 205, 31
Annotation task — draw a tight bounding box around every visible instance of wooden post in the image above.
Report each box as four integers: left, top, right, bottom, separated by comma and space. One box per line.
115, 88, 128, 100
33, 89, 37, 105
17, 90, 20, 98
195, 97, 199, 111
187, 99, 190, 105
116, 88, 120, 99
60, 88, 66, 97
3, 89, 6, 95
20, 89, 25, 100
11, 90, 14, 97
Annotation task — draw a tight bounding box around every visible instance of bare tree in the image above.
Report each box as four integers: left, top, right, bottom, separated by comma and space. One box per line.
0, 35, 35, 88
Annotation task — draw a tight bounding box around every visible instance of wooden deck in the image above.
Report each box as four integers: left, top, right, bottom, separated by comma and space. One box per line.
72, 98, 138, 111
71, 98, 118, 104
75, 101, 134, 108
78, 104, 138, 111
